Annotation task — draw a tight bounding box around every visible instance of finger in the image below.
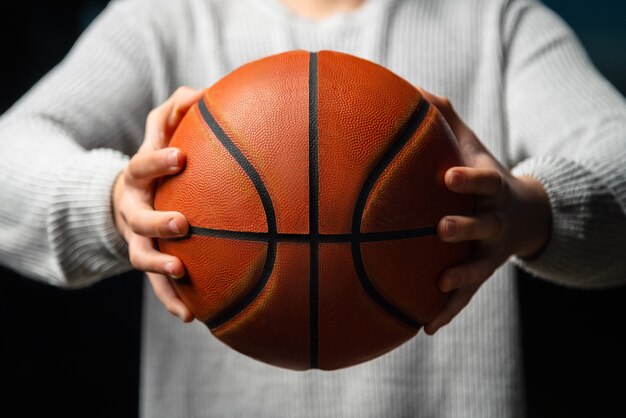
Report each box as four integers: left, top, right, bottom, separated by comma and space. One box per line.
144, 87, 204, 150
445, 167, 504, 197
127, 208, 188, 238
438, 256, 498, 293
127, 147, 185, 184
165, 87, 205, 132
437, 213, 503, 243
423, 282, 482, 335
147, 272, 195, 322
416, 87, 464, 133
415, 87, 495, 162
128, 234, 186, 279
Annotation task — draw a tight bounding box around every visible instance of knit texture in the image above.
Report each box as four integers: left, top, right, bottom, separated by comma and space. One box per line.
1, 0, 625, 416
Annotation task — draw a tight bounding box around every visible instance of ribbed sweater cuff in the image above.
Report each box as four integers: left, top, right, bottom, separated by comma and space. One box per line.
48, 148, 131, 287
511, 156, 621, 287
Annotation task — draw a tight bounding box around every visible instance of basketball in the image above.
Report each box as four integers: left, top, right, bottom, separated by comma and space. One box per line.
153, 50, 472, 370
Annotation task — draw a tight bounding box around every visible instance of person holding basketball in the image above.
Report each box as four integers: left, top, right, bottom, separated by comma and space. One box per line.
1, 0, 625, 416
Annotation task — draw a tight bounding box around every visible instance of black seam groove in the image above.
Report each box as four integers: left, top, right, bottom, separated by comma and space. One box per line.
308, 52, 320, 369
198, 99, 278, 330
188, 225, 436, 243
350, 99, 432, 330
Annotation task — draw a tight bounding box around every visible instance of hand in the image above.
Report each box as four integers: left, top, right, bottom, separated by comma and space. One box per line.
112, 87, 204, 323
417, 89, 552, 335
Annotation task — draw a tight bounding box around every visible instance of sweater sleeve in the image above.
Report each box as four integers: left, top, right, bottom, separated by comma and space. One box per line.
503, 0, 626, 288
0, 0, 155, 287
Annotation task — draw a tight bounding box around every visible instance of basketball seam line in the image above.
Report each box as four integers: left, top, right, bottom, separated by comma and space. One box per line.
187, 225, 436, 242
197, 98, 278, 330
308, 52, 320, 369
350, 99, 432, 331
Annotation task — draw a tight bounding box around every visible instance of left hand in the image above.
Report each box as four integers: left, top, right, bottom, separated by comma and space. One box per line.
112, 86, 204, 323
417, 88, 552, 335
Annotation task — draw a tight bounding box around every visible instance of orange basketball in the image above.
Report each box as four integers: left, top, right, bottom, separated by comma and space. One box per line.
154, 50, 472, 370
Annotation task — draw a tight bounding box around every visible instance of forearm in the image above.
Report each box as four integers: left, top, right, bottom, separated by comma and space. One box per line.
0, 117, 131, 287
505, 1, 626, 287
0, 0, 155, 286
512, 157, 626, 288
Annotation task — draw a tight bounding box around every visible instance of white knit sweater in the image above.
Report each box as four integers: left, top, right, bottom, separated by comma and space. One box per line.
1, 0, 625, 416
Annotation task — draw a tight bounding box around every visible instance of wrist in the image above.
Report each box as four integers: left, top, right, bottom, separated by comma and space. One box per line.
111, 167, 127, 239
512, 175, 552, 259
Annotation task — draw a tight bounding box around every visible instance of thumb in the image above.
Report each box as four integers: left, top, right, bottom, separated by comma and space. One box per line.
416, 87, 464, 134
143, 86, 204, 151
416, 86, 489, 157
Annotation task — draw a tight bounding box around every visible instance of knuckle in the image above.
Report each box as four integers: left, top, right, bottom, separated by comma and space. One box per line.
127, 154, 145, 180
146, 109, 159, 125
493, 171, 506, 195
123, 167, 135, 186
126, 158, 138, 177
174, 86, 194, 97
127, 213, 142, 233
128, 247, 143, 270
174, 86, 190, 95
121, 222, 132, 243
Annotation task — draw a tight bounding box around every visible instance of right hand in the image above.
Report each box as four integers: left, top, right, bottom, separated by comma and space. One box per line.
416, 89, 551, 335
112, 87, 204, 323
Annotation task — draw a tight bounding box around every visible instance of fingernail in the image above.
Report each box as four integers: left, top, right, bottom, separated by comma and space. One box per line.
178, 308, 187, 321
169, 219, 180, 234
445, 219, 457, 237
165, 261, 176, 277
448, 171, 464, 188
167, 149, 179, 167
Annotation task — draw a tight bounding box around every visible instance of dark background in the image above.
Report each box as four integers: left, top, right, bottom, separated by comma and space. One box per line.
0, 1, 625, 417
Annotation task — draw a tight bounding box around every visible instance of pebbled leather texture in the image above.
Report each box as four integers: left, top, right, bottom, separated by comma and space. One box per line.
154, 50, 472, 370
